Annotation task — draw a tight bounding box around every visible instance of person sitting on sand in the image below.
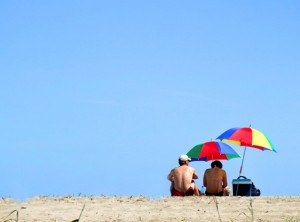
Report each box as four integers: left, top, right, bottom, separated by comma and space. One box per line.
167, 154, 200, 196
203, 160, 228, 196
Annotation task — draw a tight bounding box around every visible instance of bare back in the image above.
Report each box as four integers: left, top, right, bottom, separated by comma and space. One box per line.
168, 165, 198, 193
203, 168, 227, 193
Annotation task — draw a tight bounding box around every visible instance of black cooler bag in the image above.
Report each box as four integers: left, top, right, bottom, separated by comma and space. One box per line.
232, 176, 261, 196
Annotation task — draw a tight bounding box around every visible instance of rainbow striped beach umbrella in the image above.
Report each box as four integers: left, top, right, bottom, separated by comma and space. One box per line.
216, 127, 276, 175
216, 127, 276, 152
186, 141, 241, 162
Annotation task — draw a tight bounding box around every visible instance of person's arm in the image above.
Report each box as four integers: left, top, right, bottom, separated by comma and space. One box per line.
203, 171, 207, 187
167, 170, 174, 182
222, 170, 228, 188
192, 169, 199, 179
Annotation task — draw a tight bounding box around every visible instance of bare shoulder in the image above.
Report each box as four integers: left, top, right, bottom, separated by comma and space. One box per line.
188, 166, 197, 172
170, 168, 176, 172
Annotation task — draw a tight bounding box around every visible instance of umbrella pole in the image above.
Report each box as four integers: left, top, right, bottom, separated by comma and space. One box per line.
239, 146, 247, 176
236, 147, 247, 196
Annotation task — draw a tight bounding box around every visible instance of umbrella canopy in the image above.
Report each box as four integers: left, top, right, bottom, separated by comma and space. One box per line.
216, 127, 276, 152
216, 127, 276, 176
186, 141, 241, 162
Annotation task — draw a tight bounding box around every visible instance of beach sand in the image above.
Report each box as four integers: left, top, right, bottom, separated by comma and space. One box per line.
0, 196, 299, 221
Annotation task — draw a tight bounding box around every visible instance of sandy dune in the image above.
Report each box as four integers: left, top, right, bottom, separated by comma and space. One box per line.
1, 196, 299, 221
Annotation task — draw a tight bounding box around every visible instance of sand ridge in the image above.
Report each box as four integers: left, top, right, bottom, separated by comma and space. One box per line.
0, 196, 299, 221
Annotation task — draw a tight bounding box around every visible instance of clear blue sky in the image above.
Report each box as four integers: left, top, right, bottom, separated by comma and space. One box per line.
1, 1, 299, 200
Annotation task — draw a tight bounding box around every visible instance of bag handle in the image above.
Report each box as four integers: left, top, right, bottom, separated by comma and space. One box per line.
237, 176, 247, 179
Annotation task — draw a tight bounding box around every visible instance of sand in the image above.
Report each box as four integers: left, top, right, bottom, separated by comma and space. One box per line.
0, 196, 299, 221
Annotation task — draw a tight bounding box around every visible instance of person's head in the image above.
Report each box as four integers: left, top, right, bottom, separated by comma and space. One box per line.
178, 154, 191, 166
211, 160, 223, 168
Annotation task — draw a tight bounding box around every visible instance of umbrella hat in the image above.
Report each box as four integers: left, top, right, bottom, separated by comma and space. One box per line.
187, 141, 240, 162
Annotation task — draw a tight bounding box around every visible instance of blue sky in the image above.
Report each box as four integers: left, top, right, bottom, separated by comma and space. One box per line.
1, 1, 299, 200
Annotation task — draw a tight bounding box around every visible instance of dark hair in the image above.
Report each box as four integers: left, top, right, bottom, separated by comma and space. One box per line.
178, 159, 188, 166
211, 160, 222, 168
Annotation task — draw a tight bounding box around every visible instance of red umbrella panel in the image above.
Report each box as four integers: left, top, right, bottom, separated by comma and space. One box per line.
186, 141, 241, 162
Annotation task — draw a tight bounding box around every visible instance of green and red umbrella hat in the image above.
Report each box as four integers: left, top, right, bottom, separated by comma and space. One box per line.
186, 141, 241, 162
